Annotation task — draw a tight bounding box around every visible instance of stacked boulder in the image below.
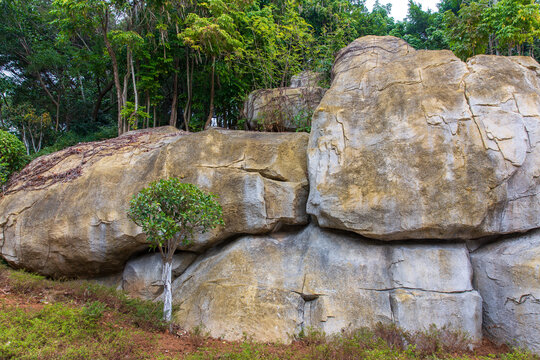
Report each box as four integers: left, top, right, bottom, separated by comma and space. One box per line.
243, 71, 326, 131
1, 36, 539, 353
307, 36, 540, 352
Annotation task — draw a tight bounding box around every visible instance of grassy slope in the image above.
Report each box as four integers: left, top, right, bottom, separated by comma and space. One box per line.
0, 263, 538, 360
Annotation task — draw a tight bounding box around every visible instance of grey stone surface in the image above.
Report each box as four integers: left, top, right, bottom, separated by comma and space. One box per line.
122, 252, 197, 300
471, 229, 540, 354
171, 225, 482, 343
290, 71, 325, 88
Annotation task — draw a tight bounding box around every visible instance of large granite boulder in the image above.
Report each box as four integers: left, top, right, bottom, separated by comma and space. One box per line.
172, 225, 482, 343
243, 87, 326, 131
471, 229, 540, 354
0, 128, 309, 277
308, 35, 540, 240
290, 71, 325, 88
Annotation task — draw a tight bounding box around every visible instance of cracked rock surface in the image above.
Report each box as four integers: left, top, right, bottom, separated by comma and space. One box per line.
471, 229, 540, 353
308, 35, 540, 240
122, 252, 197, 301
244, 87, 326, 131
171, 224, 481, 343
0, 127, 309, 277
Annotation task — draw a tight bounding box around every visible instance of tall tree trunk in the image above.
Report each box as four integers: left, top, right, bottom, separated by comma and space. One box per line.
22, 124, 30, 155
102, 13, 124, 136
92, 80, 114, 123
161, 258, 173, 326
55, 96, 60, 131
204, 56, 216, 130
36, 72, 60, 131
130, 51, 138, 130
183, 54, 193, 132
122, 48, 132, 134
153, 106, 157, 127
169, 58, 179, 127
79, 75, 86, 102
146, 92, 151, 128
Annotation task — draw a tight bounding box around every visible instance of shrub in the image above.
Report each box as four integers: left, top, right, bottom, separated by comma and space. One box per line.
0, 130, 28, 185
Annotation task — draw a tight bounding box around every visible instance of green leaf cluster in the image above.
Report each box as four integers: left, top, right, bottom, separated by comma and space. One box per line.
127, 178, 224, 252
443, 0, 540, 59
0, 130, 29, 185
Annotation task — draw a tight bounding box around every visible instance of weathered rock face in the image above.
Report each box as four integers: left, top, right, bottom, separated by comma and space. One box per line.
0, 128, 309, 277
308, 35, 540, 240
290, 71, 325, 88
122, 252, 197, 300
244, 87, 326, 131
471, 230, 540, 353
172, 225, 482, 343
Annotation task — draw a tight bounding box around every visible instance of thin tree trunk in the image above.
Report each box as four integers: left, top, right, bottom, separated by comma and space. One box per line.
130, 51, 138, 130
204, 56, 216, 130
102, 12, 124, 136
93, 80, 114, 123
36, 72, 60, 131
153, 106, 157, 127
79, 75, 86, 102
183, 54, 193, 132
55, 96, 60, 131
122, 48, 132, 133
146, 92, 150, 128
169, 58, 179, 127
22, 124, 30, 155
162, 258, 173, 326
37, 118, 43, 153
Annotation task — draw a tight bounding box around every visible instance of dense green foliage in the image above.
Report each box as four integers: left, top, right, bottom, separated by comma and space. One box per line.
0, 130, 28, 185
128, 179, 224, 251
1, 0, 539, 156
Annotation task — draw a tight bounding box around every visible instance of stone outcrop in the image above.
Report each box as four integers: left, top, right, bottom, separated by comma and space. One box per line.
471, 229, 540, 353
172, 225, 482, 343
290, 71, 325, 88
2, 35, 540, 352
0, 128, 309, 277
122, 252, 197, 300
243, 72, 327, 132
244, 87, 326, 131
308, 35, 540, 240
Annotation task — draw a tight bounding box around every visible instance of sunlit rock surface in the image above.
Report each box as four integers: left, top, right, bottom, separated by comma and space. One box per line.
308, 36, 540, 240
0, 128, 309, 277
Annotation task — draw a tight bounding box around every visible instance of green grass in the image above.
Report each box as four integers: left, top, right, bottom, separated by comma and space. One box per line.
0, 300, 148, 359
1, 263, 165, 331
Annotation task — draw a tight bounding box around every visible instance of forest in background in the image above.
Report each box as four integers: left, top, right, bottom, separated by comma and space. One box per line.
1, 0, 539, 158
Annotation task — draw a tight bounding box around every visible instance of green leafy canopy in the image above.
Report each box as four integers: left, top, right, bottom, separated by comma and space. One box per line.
127, 178, 224, 251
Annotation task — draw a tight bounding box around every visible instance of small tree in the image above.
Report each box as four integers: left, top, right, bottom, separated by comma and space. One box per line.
127, 178, 224, 324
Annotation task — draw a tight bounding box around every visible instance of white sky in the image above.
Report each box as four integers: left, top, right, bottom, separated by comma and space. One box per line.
366, 0, 441, 21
